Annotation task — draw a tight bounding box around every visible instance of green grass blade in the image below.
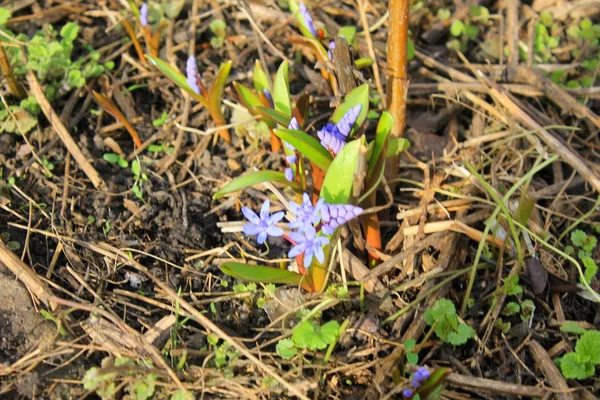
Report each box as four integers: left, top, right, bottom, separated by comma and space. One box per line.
213, 170, 299, 199
274, 128, 333, 171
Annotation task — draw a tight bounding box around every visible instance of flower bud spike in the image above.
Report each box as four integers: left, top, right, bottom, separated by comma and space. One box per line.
140, 3, 149, 27
186, 56, 201, 95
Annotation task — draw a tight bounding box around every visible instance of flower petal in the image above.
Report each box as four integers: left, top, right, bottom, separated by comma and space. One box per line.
259, 200, 271, 221
241, 207, 260, 225
314, 246, 325, 264
266, 226, 284, 237
268, 211, 285, 224
257, 231, 268, 244
288, 244, 304, 258
243, 224, 260, 236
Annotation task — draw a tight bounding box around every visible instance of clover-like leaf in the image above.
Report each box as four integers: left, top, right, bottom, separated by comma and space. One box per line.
276, 338, 298, 360
292, 320, 340, 351
576, 330, 600, 364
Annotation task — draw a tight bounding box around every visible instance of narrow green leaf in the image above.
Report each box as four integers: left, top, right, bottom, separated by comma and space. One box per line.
354, 57, 373, 69
147, 55, 207, 106
274, 128, 333, 171
213, 170, 298, 199
386, 138, 411, 157
255, 107, 290, 126
253, 60, 270, 93
209, 60, 232, 102
331, 84, 369, 136
103, 153, 120, 164
515, 194, 535, 226
416, 368, 453, 399
321, 138, 361, 204
368, 111, 393, 177
273, 61, 291, 118
234, 83, 264, 111
220, 262, 306, 286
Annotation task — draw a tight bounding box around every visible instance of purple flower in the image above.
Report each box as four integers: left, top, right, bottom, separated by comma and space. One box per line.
263, 88, 274, 107
411, 378, 422, 389
299, 3, 317, 37
242, 200, 284, 244
328, 40, 336, 59
320, 204, 363, 235
186, 56, 200, 95
285, 168, 294, 182
402, 389, 413, 398
288, 226, 329, 268
414, 367, 430, 382
288, 117, 299, 131
140, 3, 149, 27
317, 105, 362, 155
286, 154, 297, 164
289, 193, 323, 231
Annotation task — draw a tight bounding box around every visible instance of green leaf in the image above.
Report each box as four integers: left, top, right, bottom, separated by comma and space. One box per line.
131, 160, 140, 176
292, 320, 341, 351
276, 338, 298, 360
152, 111, 168, 127
331, 84, 369, 136
386, 138, 411, 157
209, 60, 232, 105
147, 55, 207, 105
571, 230, 587, 248
254, 106, 291, 126
338, 26, 357, 44
60, 22, 79, 42
404, 338, 416, 351
406, 352, 419, 364
450, 20, 464, 37
290, 0, 317, 39
581, 257, 598, 285
118, 157, 129, 169
448, 323, 476, 345
368, 111, 393, 177
407, 37, 415, 61
213, 170, 298, 199
210, 19, 227, 37
576, 330, 600, 364
274, 128, 333, 171
234, 83, 265, 112
321, 138, 361, 204
560, 322, 588, 335
560, 352, 595, 380
540, 11, 553, 27
273, 61, 291, 118
515, 195, 535, 225
103, 153, 120, 164
0, 7, 12, 25
253, 60, 271, 93
130, 374, 156, 400
503, 301, 520, 316
220, 262, 307, 287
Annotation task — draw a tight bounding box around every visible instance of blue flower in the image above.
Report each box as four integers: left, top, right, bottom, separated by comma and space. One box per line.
263, 88, 274, 107
402, 389, 414, 398
317, 105, 361, 155
285, 167, 294, 182
414, 367, 430, 381
242, 200, 284, 244
299, 3, 317, 37
289, 193, 323, 231
288, 225, 329, 268
140, 3, 149, 27
320, 203, 363, 235
186, 56, 201, 95
328, 40, 336, 59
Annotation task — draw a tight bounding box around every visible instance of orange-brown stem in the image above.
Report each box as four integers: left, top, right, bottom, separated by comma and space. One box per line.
207, 103, 231, 143
123, 19, 146, 64
92, 91, 143, 147
310, 162, 326, 204
359, 191, 382, 267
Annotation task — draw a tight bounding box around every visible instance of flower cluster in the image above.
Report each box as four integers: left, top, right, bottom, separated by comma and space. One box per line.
284, 117, 299, 182
317, 104, 361, 155
241, 193, 363, 268
403, 367, 431, 398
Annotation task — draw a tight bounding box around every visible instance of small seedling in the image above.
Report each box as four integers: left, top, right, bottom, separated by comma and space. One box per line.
152, 110, 168, 126
558, 330, 600, 380
424, 298, 475, 345
570, 230, 598, 285
103, 153, 129, 168
82, 356, 157, 400
210, 19, 227, 49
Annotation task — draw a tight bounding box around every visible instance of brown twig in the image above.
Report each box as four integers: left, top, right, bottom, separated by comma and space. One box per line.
26, 70, 106, 190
